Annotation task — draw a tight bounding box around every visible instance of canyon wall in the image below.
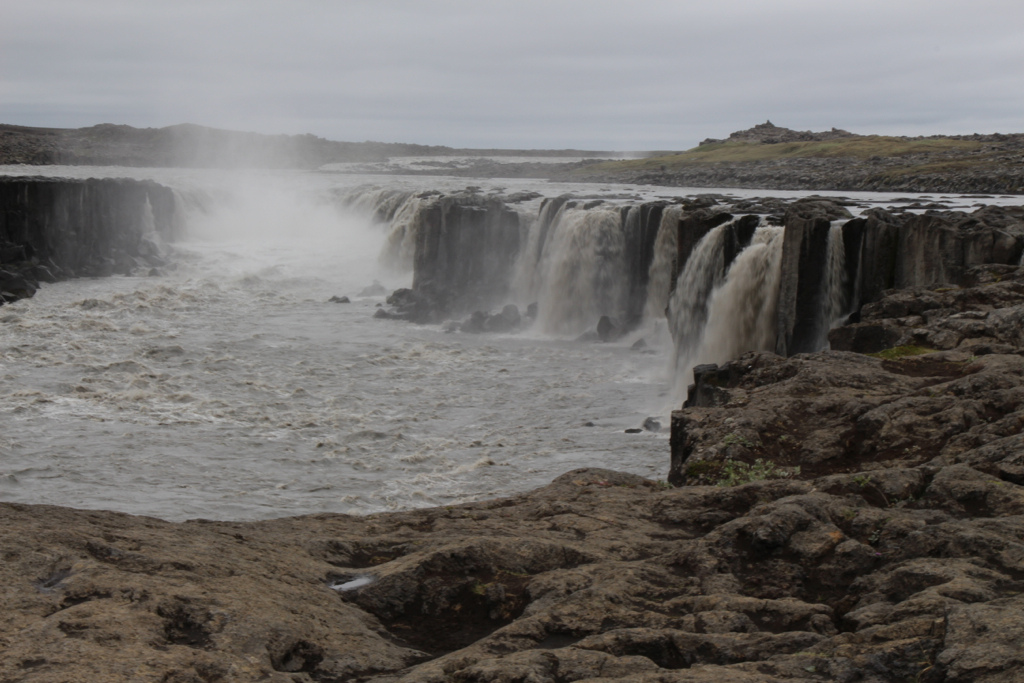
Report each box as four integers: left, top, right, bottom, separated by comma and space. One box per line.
0, 177, 180, 303
372, 189, 1024, 386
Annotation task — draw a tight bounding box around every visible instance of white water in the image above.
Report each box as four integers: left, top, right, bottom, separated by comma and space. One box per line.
0, 165, 1010, 521
528, 207, 628, 337
643, 205, 681, 324
695, 226, 785, 367
0, 170, 671, 521
815, 221, 851, 350
668, 224, 786, 400
668, 223, 729, 374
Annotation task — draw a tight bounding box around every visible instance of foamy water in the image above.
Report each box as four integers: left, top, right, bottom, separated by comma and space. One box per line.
1, 166, 1013, 521
0, 169, 674, 520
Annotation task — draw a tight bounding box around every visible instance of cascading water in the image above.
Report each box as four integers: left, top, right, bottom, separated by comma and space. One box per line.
511, 197, 569, 306
693, 226, 785, 370
642, 205, 681, 324
335, 186, 412, 224
378, 194, 428, 272
813, 220, 850, 350
668, 222, 729, 372
533, 207, 627, 336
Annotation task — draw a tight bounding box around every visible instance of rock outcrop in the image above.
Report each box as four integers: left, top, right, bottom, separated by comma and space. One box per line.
0, 177, 179, 304
4, 211, 1024, 679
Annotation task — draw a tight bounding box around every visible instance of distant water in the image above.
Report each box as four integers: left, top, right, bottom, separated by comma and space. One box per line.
0, 168, 675, 521
0, 166, 1014, 521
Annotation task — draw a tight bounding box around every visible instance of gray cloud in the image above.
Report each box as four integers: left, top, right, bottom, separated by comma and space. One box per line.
2, 0, 1022, 149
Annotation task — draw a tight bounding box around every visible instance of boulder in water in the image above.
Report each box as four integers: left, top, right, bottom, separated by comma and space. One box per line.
642, 417, 661, 433
460, 311, 489, 334
375, 285, 450, 324
596, 315, 622, 342
328, 295, 351, 304
485, 304, 521, 332
357, 280, 388, 297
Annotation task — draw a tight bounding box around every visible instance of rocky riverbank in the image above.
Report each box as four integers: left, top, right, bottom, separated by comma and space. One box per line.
5, 265, 1024, 681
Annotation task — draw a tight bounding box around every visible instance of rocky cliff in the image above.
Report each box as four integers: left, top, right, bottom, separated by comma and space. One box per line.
0, 177, 180, 304
7, 263, 1024, 680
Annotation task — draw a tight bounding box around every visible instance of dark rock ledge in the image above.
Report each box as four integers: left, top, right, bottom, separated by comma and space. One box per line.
4, 271, 1024, 683
4, 288, 1024, 681
0, 177, 180, 304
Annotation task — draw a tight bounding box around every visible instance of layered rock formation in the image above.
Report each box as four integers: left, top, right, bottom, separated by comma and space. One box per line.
2, 263, 1023, 680
0, 177, 179, 303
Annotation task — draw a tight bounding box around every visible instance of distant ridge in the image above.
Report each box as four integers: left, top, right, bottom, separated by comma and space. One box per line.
699, 120, 859, 146
562, 122, 1024, 195
0, 122, 612, 168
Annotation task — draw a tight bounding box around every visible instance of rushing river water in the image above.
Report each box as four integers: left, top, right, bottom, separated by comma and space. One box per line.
0, 166, 1014, 521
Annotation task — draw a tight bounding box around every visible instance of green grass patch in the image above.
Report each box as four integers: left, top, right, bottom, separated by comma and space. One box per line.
685, 457, 800, 486
571, 136, 984, 177
867, 345, 936, 360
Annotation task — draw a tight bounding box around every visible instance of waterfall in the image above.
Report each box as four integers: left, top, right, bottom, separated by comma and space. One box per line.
379, 195, 427, 272
643, 205, 681, 323
334, 186, 413, 224
511, 196, 569, 305
668, 223, 730, 371
694, 226, 785, 368
813, 221, 850, 350
533, 207, 627, 336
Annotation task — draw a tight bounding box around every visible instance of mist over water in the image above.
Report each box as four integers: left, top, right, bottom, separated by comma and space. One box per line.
0, 169, 672, 521
1, 166, 1010, 521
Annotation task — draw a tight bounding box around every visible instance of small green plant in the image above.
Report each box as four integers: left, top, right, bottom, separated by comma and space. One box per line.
841, 508, 859, 521
714, 458, 800, 487
723, 432, 759, 449
853, 475, 872, 488
684, 459, 725, 483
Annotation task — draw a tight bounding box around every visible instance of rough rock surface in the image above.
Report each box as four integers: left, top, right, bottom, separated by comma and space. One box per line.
8, 263, 1024, 682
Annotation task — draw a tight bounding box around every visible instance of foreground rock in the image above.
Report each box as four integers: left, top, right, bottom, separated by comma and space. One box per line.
5, 285, 1024, 681
5, 457, 1023, 682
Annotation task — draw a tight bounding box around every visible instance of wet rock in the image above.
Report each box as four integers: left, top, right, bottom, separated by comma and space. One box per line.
0, 177, 178, 305
459, 310, 489, 334
596, 315, 622, 342
491, 304, 521, 331
328, 295, 351, 303
631, 337, 648, 351
358, 280, 388, 297
642, 417, 661, 433
375, 286, 450, 324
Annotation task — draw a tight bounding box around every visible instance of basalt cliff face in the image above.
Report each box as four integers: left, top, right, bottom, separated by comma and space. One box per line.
6, 271, 1024, 683
378, 187, 1024, 363
0, 177, 179, 303
3, 180, 1024, 680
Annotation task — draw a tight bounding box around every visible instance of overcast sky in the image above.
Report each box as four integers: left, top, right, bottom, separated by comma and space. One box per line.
3, 0, 1022, 150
